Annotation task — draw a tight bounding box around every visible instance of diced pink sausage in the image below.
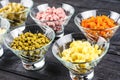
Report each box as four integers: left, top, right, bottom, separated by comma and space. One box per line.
36, 7, 67, 31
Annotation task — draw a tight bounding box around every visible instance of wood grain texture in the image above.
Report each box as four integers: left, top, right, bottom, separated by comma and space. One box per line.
0, 0, 120, 80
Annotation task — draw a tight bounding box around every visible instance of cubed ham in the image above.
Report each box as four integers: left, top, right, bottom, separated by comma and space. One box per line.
36, 7, 67, 31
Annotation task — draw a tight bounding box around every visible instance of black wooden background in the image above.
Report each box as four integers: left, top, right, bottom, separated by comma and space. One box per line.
0, 0, 120, 80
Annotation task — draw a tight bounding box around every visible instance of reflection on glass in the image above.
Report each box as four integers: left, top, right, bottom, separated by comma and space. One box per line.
4, 24, 55, 70
74, 10, 120, 43
30, 3, 75, 37
52, 33, 109, 80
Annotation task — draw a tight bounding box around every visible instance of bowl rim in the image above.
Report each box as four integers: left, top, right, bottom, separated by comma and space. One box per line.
52, 33, 110, 64
30, 3, 75, 22
3, 24, 55, 52
0, 8, 29, 16
74, 9, 120, 31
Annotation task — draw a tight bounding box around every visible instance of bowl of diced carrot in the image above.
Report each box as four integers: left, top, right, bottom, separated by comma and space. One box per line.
74, 9, 120, 42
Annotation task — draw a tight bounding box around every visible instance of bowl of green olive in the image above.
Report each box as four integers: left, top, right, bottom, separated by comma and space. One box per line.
0, 0, 33, 28
3, 24, 55, 70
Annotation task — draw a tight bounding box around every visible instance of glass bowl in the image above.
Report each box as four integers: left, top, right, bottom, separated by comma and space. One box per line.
0, 0, 33, 28
4, 24, 55, 70
0, 16, 10, 57
74, 9, 120, 42
30, 3, 75, 37
52, 33, 109, 80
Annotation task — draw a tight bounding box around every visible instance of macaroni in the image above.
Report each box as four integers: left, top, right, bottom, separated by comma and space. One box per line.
61, 40, 102, 62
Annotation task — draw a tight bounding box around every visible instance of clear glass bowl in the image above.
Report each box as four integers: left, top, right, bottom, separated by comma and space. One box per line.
0, 0, 33, 28
30, 3, 75, 37
0, 16, 10, 57
52, 33, 109, 80
4, 24, 55, 70
74, 9, 120, 42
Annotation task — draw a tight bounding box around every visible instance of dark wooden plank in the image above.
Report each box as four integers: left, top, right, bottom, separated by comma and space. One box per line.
0, 70, 34, 80
1, 0, 120, 80
0, 48, 71, 80
1, 46, 120, 80
93, 54, 120, 80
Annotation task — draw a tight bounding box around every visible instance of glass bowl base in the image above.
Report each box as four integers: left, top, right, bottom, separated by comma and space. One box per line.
22, 57, 45, 70
56, 32, 64, 37
0, 46, 3, 57
69, 70, 94, 80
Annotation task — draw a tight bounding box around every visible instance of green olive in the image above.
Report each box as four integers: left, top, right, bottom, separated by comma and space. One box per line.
0, 2, 27, 27
11, 32, 50, 62
11, 32, 50, 51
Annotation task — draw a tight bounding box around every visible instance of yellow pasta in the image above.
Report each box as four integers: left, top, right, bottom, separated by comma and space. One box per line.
61, 40, 103, 63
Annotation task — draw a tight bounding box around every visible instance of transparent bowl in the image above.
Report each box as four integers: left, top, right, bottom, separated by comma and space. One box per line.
0, 16, 10, 57
4, 24, 55, 70
74, 9, 120, 42
52, 33, 109, 80
30, 3, 75, 37
0, 0, 33, 28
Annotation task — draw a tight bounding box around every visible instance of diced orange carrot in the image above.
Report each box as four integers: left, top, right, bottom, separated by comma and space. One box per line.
81, 15, 117, 41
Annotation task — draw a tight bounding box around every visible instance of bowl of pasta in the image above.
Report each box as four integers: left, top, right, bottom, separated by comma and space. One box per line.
52, 33, 109, 80
74, 9, 120, 42
0, 0, 33, 28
